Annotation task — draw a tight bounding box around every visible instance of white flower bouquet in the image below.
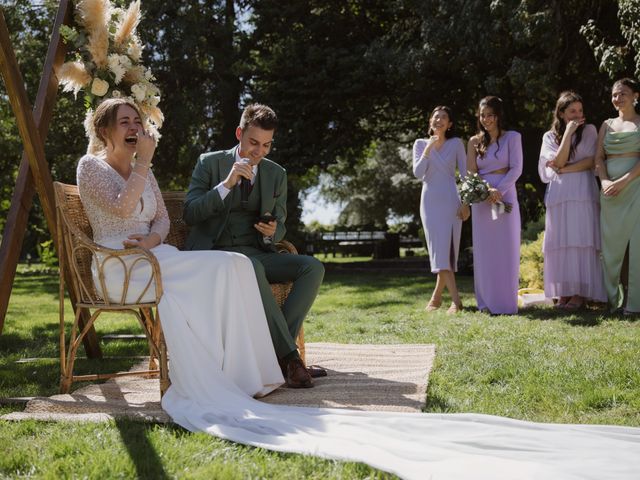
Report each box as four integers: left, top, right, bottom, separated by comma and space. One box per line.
56, 0, 163, 144
459, 172, 512, 218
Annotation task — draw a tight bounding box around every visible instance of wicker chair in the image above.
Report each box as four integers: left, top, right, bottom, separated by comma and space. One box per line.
55, 185, 305, 395
54, 182, 169, 395
162, 192, 305, 362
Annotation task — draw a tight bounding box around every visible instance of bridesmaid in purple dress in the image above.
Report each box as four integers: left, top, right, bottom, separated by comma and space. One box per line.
538, 91, 606, 309
413, 106, 469, 313
467, 96, 522, 314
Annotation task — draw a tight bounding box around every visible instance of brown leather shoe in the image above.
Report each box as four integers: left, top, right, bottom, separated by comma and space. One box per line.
307, 365, 327, 378
285, 356, 313, 388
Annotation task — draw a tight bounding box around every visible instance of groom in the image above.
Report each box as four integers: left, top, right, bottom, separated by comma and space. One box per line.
183, 104, 325, 388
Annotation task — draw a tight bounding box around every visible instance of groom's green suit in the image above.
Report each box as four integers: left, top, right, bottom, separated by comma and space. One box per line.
183, 147, 324, 359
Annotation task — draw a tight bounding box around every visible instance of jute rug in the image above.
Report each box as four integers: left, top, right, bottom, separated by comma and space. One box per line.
2, 343, 435, 423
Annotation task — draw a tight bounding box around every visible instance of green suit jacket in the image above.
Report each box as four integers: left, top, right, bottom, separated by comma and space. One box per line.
183, 147, 287, 251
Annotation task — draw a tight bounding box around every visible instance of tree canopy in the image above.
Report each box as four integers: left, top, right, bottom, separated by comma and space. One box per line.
0, 0, 635, 255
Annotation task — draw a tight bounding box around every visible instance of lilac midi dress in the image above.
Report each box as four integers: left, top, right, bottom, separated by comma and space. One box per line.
538, 124, 607, 302
413, 137, 467, 272
471, 130, 522, 314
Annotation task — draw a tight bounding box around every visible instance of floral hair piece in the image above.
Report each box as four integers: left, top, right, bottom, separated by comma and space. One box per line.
56, 0, 163, 153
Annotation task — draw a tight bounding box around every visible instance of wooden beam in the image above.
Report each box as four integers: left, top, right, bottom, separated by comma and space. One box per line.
0, 2, 101, 358
0, 10, 58, 274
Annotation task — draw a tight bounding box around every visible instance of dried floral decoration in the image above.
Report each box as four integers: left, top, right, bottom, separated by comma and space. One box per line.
57, 0, 163, 153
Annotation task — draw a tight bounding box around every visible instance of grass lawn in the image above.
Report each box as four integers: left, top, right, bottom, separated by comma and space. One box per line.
1, 268, 639, 478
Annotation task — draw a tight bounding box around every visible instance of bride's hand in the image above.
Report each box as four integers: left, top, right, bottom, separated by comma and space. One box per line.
135, 129, 156, 167
123, 233, 160, 250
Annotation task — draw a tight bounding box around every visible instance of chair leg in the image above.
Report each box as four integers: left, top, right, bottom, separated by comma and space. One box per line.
60, 307, 84, 393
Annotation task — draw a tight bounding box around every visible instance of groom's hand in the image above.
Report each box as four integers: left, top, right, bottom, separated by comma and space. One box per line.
255, 219, 277, 237
223, 161, 254, 189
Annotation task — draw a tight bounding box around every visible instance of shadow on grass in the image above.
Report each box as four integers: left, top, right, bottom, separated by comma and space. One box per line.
115, 419, 170, 479
517, 305, 639, 326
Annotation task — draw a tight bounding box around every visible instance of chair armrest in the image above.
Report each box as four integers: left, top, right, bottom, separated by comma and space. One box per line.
69, 234, 163, 305
275, 239, 298, 255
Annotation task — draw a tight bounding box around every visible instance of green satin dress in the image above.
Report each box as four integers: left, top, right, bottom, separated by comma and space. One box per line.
601, 128, 640, 311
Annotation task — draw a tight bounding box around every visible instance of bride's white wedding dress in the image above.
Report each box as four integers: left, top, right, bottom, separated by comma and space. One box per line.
78, 154, 640, 480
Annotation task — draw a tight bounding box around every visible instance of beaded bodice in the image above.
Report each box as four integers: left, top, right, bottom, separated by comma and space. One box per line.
76, 154, 169, 247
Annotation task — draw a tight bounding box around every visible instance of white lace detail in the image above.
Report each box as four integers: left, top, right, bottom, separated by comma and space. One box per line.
77, 154, 170, 246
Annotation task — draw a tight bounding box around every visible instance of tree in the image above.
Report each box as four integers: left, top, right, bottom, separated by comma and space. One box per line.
581, 0, 640, 79
139, 0, 250, 187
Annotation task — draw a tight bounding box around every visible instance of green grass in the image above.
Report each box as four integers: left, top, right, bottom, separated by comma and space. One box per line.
1, 270, 639, 478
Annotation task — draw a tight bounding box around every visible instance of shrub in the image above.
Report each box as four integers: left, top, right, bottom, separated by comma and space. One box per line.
520, 231, 544, 289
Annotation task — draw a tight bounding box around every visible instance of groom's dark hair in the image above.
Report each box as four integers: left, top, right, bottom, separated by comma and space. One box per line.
240, 103, 278, 132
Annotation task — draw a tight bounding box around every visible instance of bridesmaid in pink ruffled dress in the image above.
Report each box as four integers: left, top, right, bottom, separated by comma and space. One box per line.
538, 91, 607, 309
467, 96, 522, 314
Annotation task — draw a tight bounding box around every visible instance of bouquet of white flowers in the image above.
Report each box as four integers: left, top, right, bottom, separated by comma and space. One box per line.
459, 172, 512, 218
56, 0, 163, 151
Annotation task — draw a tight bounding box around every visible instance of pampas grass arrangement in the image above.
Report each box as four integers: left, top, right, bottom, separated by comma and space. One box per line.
57, 0, 162, 152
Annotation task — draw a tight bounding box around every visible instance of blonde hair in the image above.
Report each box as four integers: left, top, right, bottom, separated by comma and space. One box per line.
85, 98, 143, 155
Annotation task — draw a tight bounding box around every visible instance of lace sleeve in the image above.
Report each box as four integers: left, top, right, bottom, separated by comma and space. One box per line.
76, 154, 149, 218
148, 171, 169, 242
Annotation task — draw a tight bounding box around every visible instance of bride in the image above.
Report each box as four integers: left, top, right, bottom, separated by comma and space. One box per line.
77, 98, 639, 480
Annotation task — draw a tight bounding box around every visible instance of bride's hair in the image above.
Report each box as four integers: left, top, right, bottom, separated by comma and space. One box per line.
85, 98, 143, 155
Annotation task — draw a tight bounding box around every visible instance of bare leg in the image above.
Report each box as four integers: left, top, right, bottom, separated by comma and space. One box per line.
440, 270, 462, 312
426, 273, 446, 311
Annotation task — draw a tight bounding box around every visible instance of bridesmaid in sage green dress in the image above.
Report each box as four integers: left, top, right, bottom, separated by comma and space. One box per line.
594, 78, 640, 314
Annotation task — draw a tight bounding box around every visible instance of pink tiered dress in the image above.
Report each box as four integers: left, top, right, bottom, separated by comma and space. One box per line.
538, 124, 606, 302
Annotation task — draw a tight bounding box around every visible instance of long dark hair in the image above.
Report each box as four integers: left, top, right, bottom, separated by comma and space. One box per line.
613, 77, 640, 113
551, 90, 584, 158
427, 105, 456, 139
475, 96, 505, 158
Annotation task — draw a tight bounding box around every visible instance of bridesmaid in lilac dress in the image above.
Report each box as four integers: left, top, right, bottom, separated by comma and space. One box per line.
467, 96, 522, 314
413, 106, 469, 313
538, 91, 606, 308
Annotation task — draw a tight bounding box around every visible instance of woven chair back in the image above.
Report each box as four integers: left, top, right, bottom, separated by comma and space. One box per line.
162, 191, 189, 250
54, 182, 100, 304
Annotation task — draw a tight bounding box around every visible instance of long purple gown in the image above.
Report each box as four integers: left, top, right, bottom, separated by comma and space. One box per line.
538, 124, 606, 302
472, 130, 522, 314
413, 137, 467, 272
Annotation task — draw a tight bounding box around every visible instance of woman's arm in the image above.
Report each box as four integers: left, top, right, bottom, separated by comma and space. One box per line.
558, 156, 594, 173
594, 121, 609, 182
77, 155, 149, 218
466, 136, 479, 174
495, 131, 523, 196
603, 157, 640, 197
552, 120, 584, 168
412, 139, 433, 179
538, 132, 558, 184
455, 138, 467, 178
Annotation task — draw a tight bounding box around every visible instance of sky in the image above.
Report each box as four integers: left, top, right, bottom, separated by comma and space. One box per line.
300, 186, 341, 225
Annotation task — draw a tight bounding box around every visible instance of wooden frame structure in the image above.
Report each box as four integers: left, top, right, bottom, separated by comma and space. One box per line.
0, 1, 101, 357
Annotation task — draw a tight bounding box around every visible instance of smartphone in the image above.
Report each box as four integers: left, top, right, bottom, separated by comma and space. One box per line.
257, 214, 274, 224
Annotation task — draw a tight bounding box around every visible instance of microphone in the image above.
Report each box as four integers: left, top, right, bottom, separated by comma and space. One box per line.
240, 158, 251, 209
